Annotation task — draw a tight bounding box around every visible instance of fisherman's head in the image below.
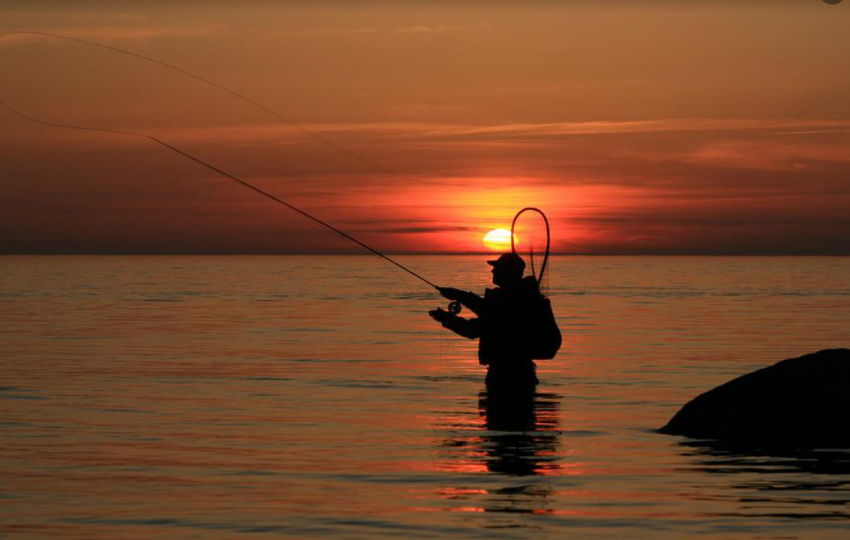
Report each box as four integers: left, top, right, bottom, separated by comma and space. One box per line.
488, 253, 525, 287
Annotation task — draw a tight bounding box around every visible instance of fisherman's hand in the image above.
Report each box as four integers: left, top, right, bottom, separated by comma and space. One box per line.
438, 287, 463, 301
429, 307, 450, 323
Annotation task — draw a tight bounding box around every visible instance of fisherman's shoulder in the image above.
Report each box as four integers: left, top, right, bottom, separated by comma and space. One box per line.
519, 276, 542, 296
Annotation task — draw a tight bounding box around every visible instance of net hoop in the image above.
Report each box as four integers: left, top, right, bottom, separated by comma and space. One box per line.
511, 207, 551, 285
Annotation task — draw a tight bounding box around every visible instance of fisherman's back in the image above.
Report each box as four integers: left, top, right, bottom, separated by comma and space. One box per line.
479, 276, 541, 391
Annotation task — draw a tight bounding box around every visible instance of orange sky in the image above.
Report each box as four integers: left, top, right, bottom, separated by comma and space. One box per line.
1, 1, 849, 254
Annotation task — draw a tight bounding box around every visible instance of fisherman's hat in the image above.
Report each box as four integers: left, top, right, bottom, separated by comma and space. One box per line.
487, 253, 526, 273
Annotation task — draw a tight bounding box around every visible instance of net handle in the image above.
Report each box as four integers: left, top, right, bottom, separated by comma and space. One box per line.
511, 207, 551, 284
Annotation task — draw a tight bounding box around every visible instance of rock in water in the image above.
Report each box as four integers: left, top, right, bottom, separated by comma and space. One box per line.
659, 349, 850, 448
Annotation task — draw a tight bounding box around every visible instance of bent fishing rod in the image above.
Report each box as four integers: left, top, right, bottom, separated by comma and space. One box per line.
0, 30, 439, 186
0, 98, 440, 291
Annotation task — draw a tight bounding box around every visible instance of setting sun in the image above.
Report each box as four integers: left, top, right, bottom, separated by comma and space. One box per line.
483, 229, 513, 252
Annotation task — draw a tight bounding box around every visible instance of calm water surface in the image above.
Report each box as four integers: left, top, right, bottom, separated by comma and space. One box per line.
2, 255, 850, 539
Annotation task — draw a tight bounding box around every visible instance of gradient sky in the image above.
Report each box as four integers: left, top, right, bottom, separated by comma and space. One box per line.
1, 0, 849, 254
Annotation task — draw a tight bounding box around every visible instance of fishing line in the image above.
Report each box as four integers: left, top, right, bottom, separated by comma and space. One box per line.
0, 98, 440, 290
1, 30, 456, 371
0, 30, 439, 186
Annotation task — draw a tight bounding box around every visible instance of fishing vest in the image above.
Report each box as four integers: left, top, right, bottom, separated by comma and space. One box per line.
478, 277, 562, 364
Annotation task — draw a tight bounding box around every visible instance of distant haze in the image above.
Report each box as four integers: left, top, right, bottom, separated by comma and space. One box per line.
1, 1, 849, 254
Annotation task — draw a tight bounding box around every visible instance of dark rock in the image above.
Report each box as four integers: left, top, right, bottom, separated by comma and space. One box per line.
659, 349, 850, 448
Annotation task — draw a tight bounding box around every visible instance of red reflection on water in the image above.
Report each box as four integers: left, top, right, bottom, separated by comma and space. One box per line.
438, 487, 489, 498
413, 506, 486, 513
434, 391, 570, 477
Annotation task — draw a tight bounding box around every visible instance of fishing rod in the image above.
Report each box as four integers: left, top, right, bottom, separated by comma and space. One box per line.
0, 98, 440, 290
0, 30, 438, 186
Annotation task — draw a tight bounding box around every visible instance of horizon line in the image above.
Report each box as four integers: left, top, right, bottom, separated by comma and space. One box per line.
2, 252, 849, 257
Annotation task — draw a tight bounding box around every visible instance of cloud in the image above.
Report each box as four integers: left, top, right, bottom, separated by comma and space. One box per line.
392, 23, 493, 33
299, 27, 378, 35
0, 24, 221, 45
290, 21, 492, 36
366, 225, 474, 234
3, 115, 849, 254
685, 140, 850, 171
62, 24, 221, 42
137, 117, 850, 143
403, 119, 850, 140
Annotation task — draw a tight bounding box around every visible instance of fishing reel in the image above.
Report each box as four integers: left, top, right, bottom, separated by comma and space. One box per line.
447, 301, 462, 314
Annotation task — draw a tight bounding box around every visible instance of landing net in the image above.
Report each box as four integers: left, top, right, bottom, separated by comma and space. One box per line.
511, 207, 551, 296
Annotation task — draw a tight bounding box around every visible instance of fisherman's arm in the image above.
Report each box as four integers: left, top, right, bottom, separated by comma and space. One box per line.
428, 308, 481, 339
438, 287, 484, 315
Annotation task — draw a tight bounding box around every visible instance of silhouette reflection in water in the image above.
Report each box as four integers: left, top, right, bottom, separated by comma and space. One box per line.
679, 440, 850, 520
477, 390, 561, 477
438, 391, 562, 518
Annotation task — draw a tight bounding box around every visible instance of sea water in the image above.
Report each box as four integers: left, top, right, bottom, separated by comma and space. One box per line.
1, 255, 849, 539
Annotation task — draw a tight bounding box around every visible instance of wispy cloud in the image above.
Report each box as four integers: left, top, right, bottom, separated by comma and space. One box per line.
294, 21, 492, 36
685, 140, 850, 171
392, 22, 493, 33
149, 118, 850, 141
408, 119, 850, 139
0, 23, 220, 44
299, 27, 378, 35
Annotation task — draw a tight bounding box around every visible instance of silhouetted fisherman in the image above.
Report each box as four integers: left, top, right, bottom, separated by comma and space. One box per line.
430, 253, 543, 392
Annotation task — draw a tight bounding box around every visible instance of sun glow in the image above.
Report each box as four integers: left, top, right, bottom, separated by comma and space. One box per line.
483, 228, 513, 252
